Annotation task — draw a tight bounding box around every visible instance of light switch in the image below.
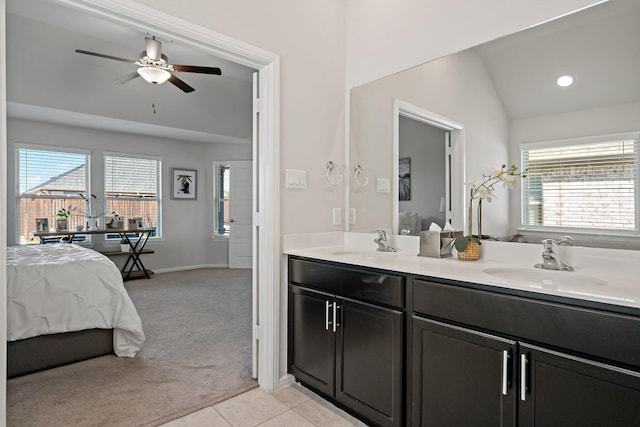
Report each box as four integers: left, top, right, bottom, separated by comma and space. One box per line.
285, 169, 307, 190
349, 208, 356, 225
376, 178, 391, 194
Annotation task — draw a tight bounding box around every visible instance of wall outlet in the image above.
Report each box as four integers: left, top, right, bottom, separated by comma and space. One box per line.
332, 208, 342, 226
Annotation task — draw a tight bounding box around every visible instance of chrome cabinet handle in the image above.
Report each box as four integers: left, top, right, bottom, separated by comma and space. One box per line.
332, 303, 339, 332
325, 300, 330, 331
502, 350, 509, 396
520, 353, 527, 401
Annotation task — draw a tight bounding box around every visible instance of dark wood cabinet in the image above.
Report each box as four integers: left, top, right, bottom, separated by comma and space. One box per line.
519, 343, 640, 427
288, 257, 405, 427
336, 297, 403, 427
287, 256, 640, 427
411, 317, 516, 427
288, 285, 335, 396
412, 278, 640, 427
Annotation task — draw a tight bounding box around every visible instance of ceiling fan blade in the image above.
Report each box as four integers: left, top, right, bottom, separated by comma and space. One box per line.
172, 65, 222, 75
168, 74, 195, 93
114, 71, 141, 84
145, 37, 162, 61
75, 49, 136, 64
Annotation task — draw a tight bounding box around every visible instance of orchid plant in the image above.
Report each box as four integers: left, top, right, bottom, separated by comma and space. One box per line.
454, 164, 527, 253
78, 193, 101, 218
468, 164, 526, 202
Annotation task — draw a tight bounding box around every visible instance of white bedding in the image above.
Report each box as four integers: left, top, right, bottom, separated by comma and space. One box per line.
7, 244, 145, 357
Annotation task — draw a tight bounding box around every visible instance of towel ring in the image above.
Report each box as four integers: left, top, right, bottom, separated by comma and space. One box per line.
325, 161, 343, 186
354, 164, 369, 189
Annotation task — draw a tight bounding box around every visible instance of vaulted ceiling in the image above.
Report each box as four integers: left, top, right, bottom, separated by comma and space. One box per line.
475, 0, 640, 120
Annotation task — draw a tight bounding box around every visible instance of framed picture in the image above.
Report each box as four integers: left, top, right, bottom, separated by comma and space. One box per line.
105, 215, 124, 229
36, 218, 49, 232
399, 157, 411, 201
172, 168, 197, 200
128, 217, 144, 230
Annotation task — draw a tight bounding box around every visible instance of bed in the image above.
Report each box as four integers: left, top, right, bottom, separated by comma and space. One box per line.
7, 243, 145, 377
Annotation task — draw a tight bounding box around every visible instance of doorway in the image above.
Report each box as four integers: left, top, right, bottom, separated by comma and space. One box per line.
393, 100, 465, 233
398, 116, 448, 232
0, 0, 282, 419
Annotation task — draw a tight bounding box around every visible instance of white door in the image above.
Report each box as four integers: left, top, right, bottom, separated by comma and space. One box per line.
228, 160, 253, 269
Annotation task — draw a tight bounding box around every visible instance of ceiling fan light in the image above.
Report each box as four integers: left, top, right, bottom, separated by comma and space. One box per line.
137, 67, 171, 84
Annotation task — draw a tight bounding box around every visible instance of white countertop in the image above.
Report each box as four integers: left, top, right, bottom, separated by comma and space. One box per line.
284, 232, 640, 311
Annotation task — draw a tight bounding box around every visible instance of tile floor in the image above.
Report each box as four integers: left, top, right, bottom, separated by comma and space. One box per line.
161, 383, 369, 427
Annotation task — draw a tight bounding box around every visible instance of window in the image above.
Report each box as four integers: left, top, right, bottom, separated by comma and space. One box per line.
521, 133, 638, 234
16, 146, 90, 244
104, 154, 162, 239
213, 163, 230, 237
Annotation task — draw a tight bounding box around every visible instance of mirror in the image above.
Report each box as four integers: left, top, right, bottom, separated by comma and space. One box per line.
349, 0, 640, 246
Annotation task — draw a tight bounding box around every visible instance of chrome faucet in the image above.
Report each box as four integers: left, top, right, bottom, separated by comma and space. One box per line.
535, 236, 574, 271
374, 230, 397, 252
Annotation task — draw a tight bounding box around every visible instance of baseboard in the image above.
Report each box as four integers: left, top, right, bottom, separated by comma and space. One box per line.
153, 264, 228, 274
277, 373, 295, 390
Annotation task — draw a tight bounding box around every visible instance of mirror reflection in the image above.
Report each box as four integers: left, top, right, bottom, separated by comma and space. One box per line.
349, 0, 640, 248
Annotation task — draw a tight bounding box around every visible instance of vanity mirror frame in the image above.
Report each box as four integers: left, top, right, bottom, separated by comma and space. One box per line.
348, 0, 640, 249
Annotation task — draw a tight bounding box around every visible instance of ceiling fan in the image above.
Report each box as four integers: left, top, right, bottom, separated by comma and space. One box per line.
75, 36, 222, 93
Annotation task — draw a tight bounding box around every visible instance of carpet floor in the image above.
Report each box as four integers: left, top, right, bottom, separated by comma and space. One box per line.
7, 268, 257, 427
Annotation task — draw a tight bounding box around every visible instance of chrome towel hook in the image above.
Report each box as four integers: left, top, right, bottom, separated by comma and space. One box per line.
354, 164, 369, 189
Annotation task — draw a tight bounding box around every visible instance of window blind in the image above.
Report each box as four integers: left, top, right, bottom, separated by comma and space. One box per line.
105, 155, 158, 197
16, 147, 89, 243
213, 164, 230, 236
18, 148, 87, 196
104, 155, 161, 238
522, 138, 638, 231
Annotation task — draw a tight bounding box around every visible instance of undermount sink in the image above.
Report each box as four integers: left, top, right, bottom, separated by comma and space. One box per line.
330, 249, 398, 259
483, 267, 607, 287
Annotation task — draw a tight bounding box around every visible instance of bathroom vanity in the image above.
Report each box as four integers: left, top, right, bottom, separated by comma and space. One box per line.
285, 238, 640, 427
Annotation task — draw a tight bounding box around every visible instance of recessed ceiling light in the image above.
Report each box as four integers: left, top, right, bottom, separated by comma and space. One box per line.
557, 75, 574, 87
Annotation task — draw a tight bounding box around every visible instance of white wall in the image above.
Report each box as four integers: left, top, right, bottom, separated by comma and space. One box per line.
345, 0, 604, 87
7, 118, 252, 270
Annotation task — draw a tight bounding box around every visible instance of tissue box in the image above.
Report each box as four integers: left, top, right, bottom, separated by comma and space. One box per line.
418, 230, 462, 258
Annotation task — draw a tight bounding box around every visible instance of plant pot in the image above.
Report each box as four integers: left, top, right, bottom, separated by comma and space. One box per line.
56, 217, 68, 231
120, 243, 130, 253
86, 218, 98, 230
457, 241, 481, 261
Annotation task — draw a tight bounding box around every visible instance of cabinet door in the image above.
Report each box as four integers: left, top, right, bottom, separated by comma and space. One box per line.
288, 285, 335, 396
335, 297, 404, 427
412, 317, 516, 427
519, 343, 640, 427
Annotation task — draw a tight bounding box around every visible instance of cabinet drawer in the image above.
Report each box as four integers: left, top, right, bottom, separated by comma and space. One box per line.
413, 279, 640, 370
288, 257, 404, 309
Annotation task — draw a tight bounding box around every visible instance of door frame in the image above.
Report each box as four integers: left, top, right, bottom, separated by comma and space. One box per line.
0, 1, 282, 419
392, 99, 465, 232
